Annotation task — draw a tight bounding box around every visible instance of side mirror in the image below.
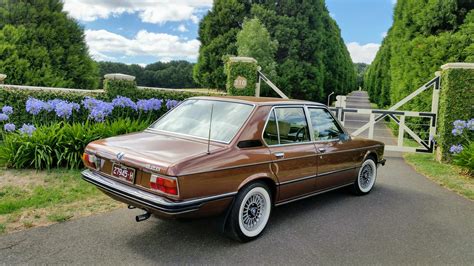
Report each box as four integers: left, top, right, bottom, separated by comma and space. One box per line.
339, 133, 350, 142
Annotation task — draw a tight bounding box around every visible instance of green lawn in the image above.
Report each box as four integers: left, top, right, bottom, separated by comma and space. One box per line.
0, 169, 122, 234
404, 153, 473, 200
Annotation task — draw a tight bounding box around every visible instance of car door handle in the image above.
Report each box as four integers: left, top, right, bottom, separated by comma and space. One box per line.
318, 148, 326, 153
274, 152, 285, 159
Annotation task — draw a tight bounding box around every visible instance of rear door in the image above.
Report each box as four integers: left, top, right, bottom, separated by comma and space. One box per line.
263, 106, 318, 202
307, 107, 359, 191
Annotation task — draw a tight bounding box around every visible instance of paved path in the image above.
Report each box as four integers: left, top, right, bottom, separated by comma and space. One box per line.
1, 92, 473, 264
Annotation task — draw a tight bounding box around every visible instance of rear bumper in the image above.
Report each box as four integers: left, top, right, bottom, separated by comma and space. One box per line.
81, 169, 236, 216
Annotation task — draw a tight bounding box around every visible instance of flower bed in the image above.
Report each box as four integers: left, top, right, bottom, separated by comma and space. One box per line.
0, 95, 180, 169
448, 119, 474, 173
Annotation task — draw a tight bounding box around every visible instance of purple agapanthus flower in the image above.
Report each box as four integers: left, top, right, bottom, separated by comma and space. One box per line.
449, 144, 464, 154
0, 113, 8, 121
2, 106, 13, 115
46, 99, 64, 111
453, 120, 466, 130
88, 102, 114, 122
54, 101, 74, 119
451, 128, 463, 136
137, 98, 162, 112
26, 98, 46, 115
467, 119, 474, 131
82, 97, 102, 111
19, 124, 36, 136
71, 102, 81, 111
165, 99, 179, 110
3, 123, 15, 132
112, 96, 137, 110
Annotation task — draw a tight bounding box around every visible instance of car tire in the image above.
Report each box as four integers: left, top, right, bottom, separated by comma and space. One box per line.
225, 181, 272, 242
352, 158, 377, 195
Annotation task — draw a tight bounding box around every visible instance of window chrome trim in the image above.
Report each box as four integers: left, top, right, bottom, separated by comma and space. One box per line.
147, 99, 256, 145
261, 105, 313, 147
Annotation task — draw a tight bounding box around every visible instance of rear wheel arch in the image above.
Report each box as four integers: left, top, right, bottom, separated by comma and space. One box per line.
238, 177, 277, 204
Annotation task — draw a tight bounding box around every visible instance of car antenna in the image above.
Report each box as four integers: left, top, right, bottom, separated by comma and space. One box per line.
207, 103, 214, 155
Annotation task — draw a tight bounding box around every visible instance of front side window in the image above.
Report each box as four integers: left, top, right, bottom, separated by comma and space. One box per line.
150, 99, 253, 143
263, 107, 310, 145
308, 108, 343, 141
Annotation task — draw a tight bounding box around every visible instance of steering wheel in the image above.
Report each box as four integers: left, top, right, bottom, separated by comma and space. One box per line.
295, 127, 307, 141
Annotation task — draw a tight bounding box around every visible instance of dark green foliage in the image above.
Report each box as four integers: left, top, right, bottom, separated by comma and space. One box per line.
0, 119, 149, 170
194, 0, 249, 89
453, 142, 474, 173
354, 63, 369, 90
0, 0, 99, 89
194, 0, 356, 101
365, 0, 474, 109
237, 18, 278, 78
97, 61, 197, 89
225, 59, 258, 96
437, 68, 474, 161
104, 79, 138, 99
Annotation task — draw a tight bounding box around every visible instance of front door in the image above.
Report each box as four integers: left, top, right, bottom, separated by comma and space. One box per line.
263, 107, 318, 202
307, 107, 359, 191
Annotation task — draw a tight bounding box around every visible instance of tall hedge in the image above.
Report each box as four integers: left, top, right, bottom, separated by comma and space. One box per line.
0, 0, 99, 89
364, 0, 474, 109
437, 67, 474, 161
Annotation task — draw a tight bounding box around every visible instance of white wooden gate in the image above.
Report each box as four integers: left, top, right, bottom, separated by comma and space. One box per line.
330, 74, 441, 153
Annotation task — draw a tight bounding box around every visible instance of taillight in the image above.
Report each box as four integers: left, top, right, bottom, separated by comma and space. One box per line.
150, 174, 178, 195
82, 153, 101, 170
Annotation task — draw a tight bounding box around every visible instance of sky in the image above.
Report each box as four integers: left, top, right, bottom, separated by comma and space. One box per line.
63, 0, 395, 66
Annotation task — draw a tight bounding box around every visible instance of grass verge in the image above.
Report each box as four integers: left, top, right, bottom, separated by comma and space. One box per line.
0, 169, 123, 235
404, 153, 473, 200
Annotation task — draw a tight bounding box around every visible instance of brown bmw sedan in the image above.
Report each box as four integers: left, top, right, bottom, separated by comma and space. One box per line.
82, 96, 385, 242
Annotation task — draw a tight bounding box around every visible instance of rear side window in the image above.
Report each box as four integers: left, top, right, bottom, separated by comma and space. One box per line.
263, 107, 310, 145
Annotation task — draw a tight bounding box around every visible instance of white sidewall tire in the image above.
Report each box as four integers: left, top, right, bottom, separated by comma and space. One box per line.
237, 186, 271, 238
358, 159, 377, 193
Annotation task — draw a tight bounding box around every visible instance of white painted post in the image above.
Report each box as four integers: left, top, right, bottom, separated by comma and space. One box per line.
368, 114, 375, 139
255, 75, 261, 97
0, 74, 6, 84
398, 115, 405, 147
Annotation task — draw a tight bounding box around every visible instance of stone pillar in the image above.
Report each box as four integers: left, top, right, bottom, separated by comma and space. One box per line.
0, 74, 6, 84
103, 73, 137, 99
436, 63, 474, 161
225, 57, 258, 96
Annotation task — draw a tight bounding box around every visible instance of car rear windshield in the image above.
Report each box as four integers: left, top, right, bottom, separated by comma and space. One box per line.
149, 99, 254, 143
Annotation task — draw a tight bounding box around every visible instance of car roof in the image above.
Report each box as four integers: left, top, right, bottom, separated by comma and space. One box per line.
190, 96, 326, 106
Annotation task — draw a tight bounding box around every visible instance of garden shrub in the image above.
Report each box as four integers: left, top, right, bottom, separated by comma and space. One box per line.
438, 68, 474, 161
0, 118, 150, 170
104, 79, 138, 99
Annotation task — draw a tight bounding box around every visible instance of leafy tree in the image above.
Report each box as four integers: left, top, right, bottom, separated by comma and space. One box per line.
194, 0, 356, 101
0, 0, 99, 89
365, 0, 474, 109
354, 63, 369, 89
98, 61, 197, 88
237, 18, 278, 78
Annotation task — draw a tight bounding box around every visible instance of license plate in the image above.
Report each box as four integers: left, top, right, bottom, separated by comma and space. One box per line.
112, 163, 135, 183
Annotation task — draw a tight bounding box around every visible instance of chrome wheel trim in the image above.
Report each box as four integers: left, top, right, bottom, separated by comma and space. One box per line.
238, 187, 271, 237
358, 159, 377, 193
